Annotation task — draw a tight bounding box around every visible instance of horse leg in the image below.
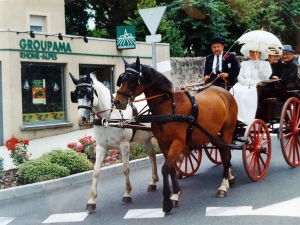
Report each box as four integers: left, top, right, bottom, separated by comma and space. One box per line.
169, 165, 181, 207
86, 144, 107, 212
120, 142, 132, 204
161, 140, 183, 213
161, 164, 173, 213
144, 138, 159, 192
216, 146, 231, 198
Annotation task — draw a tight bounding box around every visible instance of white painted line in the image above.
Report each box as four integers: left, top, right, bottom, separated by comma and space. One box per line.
42, 212, 89, 223
124, 209, 165, 219
250, 197, 300, 217
206, 197, 300, 217
206, 206, 252, 216
0, 217, 14, 225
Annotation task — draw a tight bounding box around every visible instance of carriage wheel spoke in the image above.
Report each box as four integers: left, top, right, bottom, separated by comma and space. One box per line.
187, 155, 195, 171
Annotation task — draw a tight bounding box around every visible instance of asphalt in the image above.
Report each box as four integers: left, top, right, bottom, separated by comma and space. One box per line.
0, 128, 164, 201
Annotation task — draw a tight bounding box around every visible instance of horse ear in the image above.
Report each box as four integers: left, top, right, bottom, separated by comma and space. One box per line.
86, 69, 92, 83
136, 56, 140, 71
122, 57, 130, 68
69, 72, 79, 85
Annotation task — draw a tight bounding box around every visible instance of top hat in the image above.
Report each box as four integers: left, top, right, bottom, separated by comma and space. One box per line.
282, 45, 295, 53
210, 36, 225, 45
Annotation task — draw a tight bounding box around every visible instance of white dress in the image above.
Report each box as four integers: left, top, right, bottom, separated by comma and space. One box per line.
229, 60, 272, 125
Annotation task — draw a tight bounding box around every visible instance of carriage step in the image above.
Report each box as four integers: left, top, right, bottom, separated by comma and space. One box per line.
235, 137, 247, 142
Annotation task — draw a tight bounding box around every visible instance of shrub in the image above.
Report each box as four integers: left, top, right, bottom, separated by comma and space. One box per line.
129, 143, 160, 160
18, 158, 70, 184
44, 149, 94, 174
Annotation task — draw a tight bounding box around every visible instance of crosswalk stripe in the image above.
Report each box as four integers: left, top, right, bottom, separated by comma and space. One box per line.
124, 209, 165, 219
42, 212, 89, 223
0, 217, 14, 225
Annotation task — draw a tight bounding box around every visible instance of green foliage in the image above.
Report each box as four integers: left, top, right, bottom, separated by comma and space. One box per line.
129, 143, 160, 160
0, 157, 4, 172
44, 149, 94, 174
18, 158, 70, 184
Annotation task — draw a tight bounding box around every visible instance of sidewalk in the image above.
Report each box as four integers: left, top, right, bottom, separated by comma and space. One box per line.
0, 128, 94, 170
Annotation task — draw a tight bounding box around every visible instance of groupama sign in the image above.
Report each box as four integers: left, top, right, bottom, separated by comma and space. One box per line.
19, 39, 72, 60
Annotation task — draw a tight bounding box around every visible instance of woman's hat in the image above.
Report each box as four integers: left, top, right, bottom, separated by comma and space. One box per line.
282, 45, 295, 53
210, 36, 225, 45
268, 48, 282, 56
240, 42, 268, 59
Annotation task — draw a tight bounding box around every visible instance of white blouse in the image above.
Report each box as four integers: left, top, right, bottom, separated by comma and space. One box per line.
238, 60, 272, 86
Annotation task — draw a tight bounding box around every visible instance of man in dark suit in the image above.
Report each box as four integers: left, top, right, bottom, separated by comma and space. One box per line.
204, 36, 240, 88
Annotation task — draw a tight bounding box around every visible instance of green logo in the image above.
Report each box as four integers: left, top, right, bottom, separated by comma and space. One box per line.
116, 25, 136, 50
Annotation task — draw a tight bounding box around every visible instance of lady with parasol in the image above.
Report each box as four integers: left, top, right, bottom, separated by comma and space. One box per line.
229, 30, 283, 125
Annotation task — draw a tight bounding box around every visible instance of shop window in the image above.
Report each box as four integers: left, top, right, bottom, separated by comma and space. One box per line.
79, 65, 114, 93
21, 63, 66, 125
30, 16, 45, 32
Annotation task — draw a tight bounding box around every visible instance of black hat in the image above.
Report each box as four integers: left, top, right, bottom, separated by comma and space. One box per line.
210, 36, 225, 45
282, 45, 295, 53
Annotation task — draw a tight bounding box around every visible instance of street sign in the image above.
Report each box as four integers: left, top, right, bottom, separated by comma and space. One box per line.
139, 6, 166, 35
116, 25, 136, 50
146, 34, 161, 43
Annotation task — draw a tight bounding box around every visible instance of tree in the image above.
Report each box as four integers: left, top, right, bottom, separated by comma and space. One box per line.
89, 0, 137, 39
125, 0, 186, 57
65, 0, 91, 36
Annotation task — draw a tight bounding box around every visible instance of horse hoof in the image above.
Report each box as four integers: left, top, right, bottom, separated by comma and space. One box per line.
86, 203, 96, 212
229, 178, 235, 188
147, 184, 157, 192
216, 190, 227, 198
163, 199, 173, 213
121, 197, 132, 204
173, 200, 179, 208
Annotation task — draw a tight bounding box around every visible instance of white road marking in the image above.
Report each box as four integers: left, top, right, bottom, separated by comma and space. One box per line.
0, 217, 14, 225
42, 212, 89, 223
124, 208, 165, 219
206, 197, 300, 217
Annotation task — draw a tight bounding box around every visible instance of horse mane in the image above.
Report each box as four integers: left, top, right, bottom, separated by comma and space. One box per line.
143, 65, 173, 94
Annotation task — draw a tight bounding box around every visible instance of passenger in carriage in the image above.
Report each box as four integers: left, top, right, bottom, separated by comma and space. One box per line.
267, 48, 282, 77
203, 36, 240, 88
263, 45, 298, 102
229, 42, 272, 125
274, 45, 298, 88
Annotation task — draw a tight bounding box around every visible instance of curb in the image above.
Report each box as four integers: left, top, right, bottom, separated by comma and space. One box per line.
0, 154, 164, 201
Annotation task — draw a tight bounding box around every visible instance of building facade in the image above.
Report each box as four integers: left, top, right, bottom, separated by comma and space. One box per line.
0, 0, 170, 145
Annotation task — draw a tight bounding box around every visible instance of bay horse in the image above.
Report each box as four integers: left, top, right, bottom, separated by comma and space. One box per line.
69, 71, 159, 212
113, 57, 238, 213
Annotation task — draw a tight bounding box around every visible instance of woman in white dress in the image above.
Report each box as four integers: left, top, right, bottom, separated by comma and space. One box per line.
230, 42, 272, 125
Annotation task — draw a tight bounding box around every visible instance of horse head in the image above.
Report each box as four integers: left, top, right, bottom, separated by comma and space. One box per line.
114, 57, 148, 110
69, 70, 96, 125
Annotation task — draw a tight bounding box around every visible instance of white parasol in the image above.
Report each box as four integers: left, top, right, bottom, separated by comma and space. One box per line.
237, 30, 283, 49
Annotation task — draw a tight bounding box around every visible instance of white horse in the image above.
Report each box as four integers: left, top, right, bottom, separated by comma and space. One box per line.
69, 71, 159, 212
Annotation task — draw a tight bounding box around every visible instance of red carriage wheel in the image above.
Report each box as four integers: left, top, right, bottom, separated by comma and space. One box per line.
279, 97, 300, 167
176, 149, 202, 177
204, 143, 222, 165
242, 119, 272, 181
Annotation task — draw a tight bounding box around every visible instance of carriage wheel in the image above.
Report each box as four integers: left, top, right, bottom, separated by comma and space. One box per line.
242, 119, 272, 181
204, 143, 222, 165
176, 149, 202, 177
279, 97, 300, 167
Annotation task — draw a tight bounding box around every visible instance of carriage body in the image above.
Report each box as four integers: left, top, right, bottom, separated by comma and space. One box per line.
177, 75, 300, 180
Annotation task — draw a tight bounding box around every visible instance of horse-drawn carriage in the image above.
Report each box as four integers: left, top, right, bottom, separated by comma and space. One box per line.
176, 75, 300, 180
70, 56, 299, 214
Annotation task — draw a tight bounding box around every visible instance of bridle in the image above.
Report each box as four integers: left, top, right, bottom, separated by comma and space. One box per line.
116, 66, 145, 101
70, 83, 98, 112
